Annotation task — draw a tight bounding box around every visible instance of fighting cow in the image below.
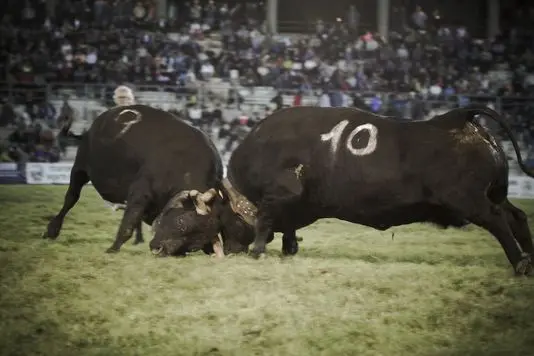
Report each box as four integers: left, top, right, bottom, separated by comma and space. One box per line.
99, 85, 145, 244
43, 104, 253, 256
225, 105, 534, 275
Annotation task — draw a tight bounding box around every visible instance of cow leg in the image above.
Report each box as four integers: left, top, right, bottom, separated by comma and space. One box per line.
106, 180, 150, 253
250, 210, 273, 259
132, 220, 144, 245
456, 199, 532, 275
250, 169, 304, 258
282, 230, 299, 256
201, 242, 214, 255
266, 232, 275, 243
43, 169, 89, 239
502, 199, 533, 255
114, 205, 145, 244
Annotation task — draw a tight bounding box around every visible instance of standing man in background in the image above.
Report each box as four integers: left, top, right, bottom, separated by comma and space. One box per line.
113, 85, 136, 106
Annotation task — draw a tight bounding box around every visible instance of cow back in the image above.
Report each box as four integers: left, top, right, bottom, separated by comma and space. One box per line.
83, 105, 222, 207
228, 106, 452, 218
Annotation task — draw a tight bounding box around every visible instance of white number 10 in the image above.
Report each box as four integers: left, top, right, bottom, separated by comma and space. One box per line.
320, 120, 379, 157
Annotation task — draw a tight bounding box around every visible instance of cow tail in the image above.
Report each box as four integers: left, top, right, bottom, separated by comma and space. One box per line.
59, 123, 84, 141
67, 132, 84, 141
463, 105, 534, 179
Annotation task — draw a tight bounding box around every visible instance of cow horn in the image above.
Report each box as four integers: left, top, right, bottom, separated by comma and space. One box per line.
198, 188, 217, 203
221, 178, 257, 226
190, 189, 215, 215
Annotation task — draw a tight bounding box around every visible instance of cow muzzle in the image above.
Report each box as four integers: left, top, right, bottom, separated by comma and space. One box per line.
150, 241, 178, 257
151, 246, 166, 257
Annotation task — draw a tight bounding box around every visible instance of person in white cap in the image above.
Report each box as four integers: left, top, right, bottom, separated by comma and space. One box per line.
113, 85, 136, 106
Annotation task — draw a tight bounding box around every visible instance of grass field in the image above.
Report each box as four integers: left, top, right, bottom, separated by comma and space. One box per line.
2, 186, 534, 356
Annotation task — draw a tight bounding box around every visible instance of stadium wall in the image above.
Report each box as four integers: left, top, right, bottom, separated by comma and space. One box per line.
0, 162, 533, 199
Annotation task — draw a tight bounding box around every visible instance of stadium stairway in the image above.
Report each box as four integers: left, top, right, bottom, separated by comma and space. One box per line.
234, 86, 320, 113
205, 78, 232, 101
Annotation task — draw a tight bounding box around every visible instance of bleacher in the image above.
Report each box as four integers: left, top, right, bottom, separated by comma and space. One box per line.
136, 91, 187, 112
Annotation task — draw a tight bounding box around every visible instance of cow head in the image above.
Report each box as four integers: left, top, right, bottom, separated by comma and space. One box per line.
217, 178, 257, 253
149, 189, 225, 258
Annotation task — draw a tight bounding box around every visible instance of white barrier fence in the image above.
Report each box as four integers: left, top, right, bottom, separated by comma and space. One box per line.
508, 175, 534, 199
17, 162, 534, 199
25, 162, 92, 185
26, 162, 73, 184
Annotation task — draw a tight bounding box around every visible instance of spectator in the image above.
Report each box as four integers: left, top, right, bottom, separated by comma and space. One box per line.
270, 92, 283, 111
113, 85, 136, 106
293, 91, 302, 106
3, 0, 534, 158
411, 5, 428, 30
7, 123, 31, 163
318, 90, 331, 107
0, 101, 16, 127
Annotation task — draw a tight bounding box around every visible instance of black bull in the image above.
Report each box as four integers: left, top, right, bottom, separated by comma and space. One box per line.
43, 105, 254, 255
226, 105, 534, 275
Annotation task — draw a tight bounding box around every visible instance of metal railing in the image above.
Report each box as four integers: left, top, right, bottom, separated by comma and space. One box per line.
2, 81, 534, 165
2, 81, 534, 118
277, 20, 376, 35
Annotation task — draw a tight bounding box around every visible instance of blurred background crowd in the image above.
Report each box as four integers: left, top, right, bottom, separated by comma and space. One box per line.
1, 0, 534, 166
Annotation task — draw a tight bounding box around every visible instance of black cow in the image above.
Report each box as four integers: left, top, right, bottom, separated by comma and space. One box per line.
225, 105, 534, 275
108, 202, 145, 245
148, 189, 224, 256
43, 104, 252, 256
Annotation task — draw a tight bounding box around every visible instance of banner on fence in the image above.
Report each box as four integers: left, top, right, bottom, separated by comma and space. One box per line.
26, 162, 74, 184
13, 163, 534, 200
0, 163, 26, 184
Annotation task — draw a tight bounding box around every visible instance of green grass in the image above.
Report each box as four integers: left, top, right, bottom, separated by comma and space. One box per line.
2, 186, 534, 356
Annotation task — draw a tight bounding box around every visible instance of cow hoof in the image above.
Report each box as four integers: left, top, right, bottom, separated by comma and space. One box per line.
514, 256, 533, 276
250, 247, 266, 259
282, 242, 299, 256
105, 247, 120, 254
133, 239, 144, 245
42, 231, 58, 240
43, 222, 61, 239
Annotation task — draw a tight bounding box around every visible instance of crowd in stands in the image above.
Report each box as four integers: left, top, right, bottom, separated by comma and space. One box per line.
1, 0, 534, 163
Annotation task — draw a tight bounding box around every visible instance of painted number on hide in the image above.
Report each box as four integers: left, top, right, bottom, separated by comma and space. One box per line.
115, 109, 142, 138
320, 120, 379, 157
